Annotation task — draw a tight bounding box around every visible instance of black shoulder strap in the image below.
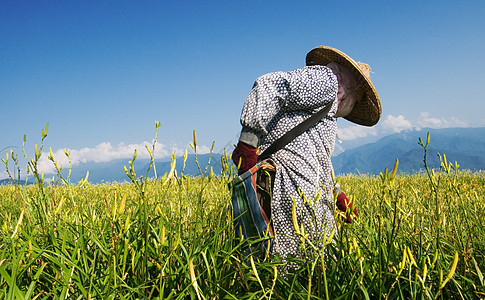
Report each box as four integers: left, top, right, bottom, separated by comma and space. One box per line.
258, 101, 335, 161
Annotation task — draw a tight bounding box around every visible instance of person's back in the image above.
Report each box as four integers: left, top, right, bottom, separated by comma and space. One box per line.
232, 45, 382, 264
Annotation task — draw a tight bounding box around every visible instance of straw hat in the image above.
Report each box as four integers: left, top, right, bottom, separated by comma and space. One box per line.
306, 46, 381, 126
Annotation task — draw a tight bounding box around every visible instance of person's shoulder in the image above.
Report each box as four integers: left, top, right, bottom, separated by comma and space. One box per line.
255, 70, 288, 83
287, 65, 329, 76
299, 65, 329, 72
288, 65, 334, 81
255, 66, 331, 84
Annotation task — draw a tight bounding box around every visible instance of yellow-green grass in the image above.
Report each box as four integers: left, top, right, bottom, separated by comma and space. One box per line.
0, 126, 484, 299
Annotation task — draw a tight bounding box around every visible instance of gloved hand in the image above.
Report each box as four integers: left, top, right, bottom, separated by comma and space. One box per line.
336, 191, 358, 223
232, 141, 258, 175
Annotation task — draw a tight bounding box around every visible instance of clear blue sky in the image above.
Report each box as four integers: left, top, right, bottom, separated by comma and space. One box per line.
1, 0, 484, 177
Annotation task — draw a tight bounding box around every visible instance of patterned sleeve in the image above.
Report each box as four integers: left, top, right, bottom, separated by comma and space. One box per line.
239, 65, 338, 147
240, 71, 290, 137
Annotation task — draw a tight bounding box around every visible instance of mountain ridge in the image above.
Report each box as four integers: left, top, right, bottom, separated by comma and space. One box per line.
2, 127, 484, 185
332, 127, 485, 174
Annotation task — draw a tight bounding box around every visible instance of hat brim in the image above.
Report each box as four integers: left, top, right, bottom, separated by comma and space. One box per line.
306, 46, 381, 126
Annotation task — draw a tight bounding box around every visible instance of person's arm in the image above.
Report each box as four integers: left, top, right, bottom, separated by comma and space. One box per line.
239, 71, 290, 139
233, 72, 290, 173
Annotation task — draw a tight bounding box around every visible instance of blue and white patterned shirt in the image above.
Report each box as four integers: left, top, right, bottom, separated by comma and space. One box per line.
239, 65, 339, 260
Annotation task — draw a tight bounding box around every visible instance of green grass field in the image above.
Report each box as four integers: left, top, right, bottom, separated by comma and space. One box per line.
0, 127, 484, 299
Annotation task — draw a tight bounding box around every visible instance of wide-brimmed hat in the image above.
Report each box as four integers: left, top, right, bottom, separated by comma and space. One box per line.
306, 46, 381, 126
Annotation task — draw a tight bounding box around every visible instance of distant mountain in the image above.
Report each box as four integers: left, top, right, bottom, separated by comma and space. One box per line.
0, 178, 36, 186
2, 127, 483, 185
332, 127, 485, 175
42, 153, 225, 184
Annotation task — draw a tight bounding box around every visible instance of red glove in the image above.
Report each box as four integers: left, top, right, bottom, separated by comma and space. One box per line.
336, 192, 358, 223
232, 141, 258, 175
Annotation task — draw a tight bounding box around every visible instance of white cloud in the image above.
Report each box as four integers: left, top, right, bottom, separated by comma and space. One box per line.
38, 141, 173, 175
416, 112, 467, 129
189, 144, 214, 155
337, 125, 378, 140
379, 113, 467, 135
1, 139, 213, 178
382, 115, 413, 133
